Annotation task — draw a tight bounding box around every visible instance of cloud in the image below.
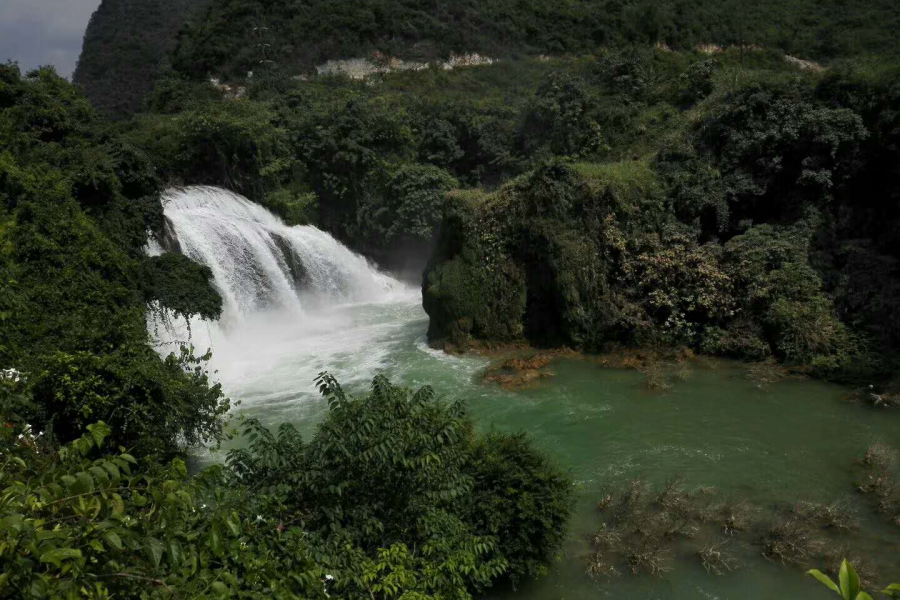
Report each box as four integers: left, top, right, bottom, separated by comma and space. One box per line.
0, 0, 102, 78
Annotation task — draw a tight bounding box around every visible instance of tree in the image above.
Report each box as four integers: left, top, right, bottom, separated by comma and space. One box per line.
519, 71, 604, 158
0, 65, 229, 457
357, 164, 458, 252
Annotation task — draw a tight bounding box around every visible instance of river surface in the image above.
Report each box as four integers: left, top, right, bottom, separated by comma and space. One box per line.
156, 187, 900, 599
194, 290, 900, 600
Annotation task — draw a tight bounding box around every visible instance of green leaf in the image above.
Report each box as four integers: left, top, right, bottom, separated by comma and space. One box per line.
110, 493, 125, 516
102, 461, 121, 482
211, 581, 229, 596
882, 584, 900, 599
170, 539, 184, 567
808, 570, 841, 595
145, 537, 164, 568
840, 560, 862, 600
73, 471, 95, 495
210, 525, 223, 557
225, 517, 240, 537
40, 548, 82, 567
103, 531, 123, 551
856, 593, 874, 600
87, 422, 111, 448
88, 466, 109, 486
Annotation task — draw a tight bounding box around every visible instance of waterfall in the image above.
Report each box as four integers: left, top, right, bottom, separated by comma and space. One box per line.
156, 186, 399, 322
144, 186, 434, 427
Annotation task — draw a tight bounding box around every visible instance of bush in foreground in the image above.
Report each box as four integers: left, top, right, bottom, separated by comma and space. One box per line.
0, 374, 574, 599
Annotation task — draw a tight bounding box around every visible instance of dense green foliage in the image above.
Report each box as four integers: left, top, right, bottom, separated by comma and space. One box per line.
128, 67, 528, 267
0, 64, 227, 456
73, 0, 900, 118
6, 2, 899, 596
1, 52, 578, 600
73, 0, 212, 118
112, 44, 900, 379
0, 375, 574, 598
421, 52, 899, 380
464, 432, 573, 585
170, 0, 900, 82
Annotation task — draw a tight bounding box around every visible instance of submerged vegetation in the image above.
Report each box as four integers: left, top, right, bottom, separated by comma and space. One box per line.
588, 472, 899, 589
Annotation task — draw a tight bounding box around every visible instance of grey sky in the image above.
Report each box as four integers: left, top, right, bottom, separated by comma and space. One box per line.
0, 0, 102, 78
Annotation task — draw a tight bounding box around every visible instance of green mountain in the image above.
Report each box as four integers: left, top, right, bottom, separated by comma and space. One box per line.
170, 0, 900, 81
73, 0, 211, 118
77, 0, 900, 116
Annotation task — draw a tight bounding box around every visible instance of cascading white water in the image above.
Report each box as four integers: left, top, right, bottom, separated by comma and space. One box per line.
147, 186, 449, 422
157, 186, 398, 320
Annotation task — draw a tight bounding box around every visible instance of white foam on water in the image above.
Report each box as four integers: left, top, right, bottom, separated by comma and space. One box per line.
147, 186, 425, 411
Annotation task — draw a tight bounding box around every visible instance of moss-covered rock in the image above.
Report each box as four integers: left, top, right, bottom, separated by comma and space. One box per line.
423, 189, 526, 350
423, 160, 659, 352
422, 157, 879, 380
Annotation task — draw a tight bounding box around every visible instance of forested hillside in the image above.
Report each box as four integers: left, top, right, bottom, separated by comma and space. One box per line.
410, 52, 900, 382
119, 44, 900, 383
171, 0, 900, 81
76, 0, 900, 117
0, 65, 227, 457
73, 0, 211, 118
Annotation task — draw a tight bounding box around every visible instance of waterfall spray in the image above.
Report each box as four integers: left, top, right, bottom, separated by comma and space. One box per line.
146, 186, 423, 402
157, 186, 398, 321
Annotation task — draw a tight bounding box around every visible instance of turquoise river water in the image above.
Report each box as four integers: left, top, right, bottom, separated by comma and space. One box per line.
158, 187, 899, 599
189, 288, 900, 600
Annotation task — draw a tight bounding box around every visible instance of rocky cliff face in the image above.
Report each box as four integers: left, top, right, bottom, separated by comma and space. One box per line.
423, 162, 641, 353
74, 0, 211, 118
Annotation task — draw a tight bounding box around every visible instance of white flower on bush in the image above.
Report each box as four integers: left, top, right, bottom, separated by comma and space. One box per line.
1, 368, 22, 382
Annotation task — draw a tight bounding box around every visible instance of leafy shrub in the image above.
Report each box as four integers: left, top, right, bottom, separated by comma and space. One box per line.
699, 80, 869, 223
464, 432, 575, 586
1, 373, 574, 599
131, 99, 299, 203
655, 141, 729, 235
595, 49, 661, 102
0, 422, 327, 599
235, 374, 572, 593
358, 164, 458, 250
419, 117, 465, 169
622, 229, 736, 345
519, 71, 604, 159
423, 190, 527, 349
141, 253, 223, 321
288, 95, 415, 239
698, 321, 772, 361
303, 374, 476, 546
0, 66, 231, 457
29, 346, 228, 457
677, 58, 718, 106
